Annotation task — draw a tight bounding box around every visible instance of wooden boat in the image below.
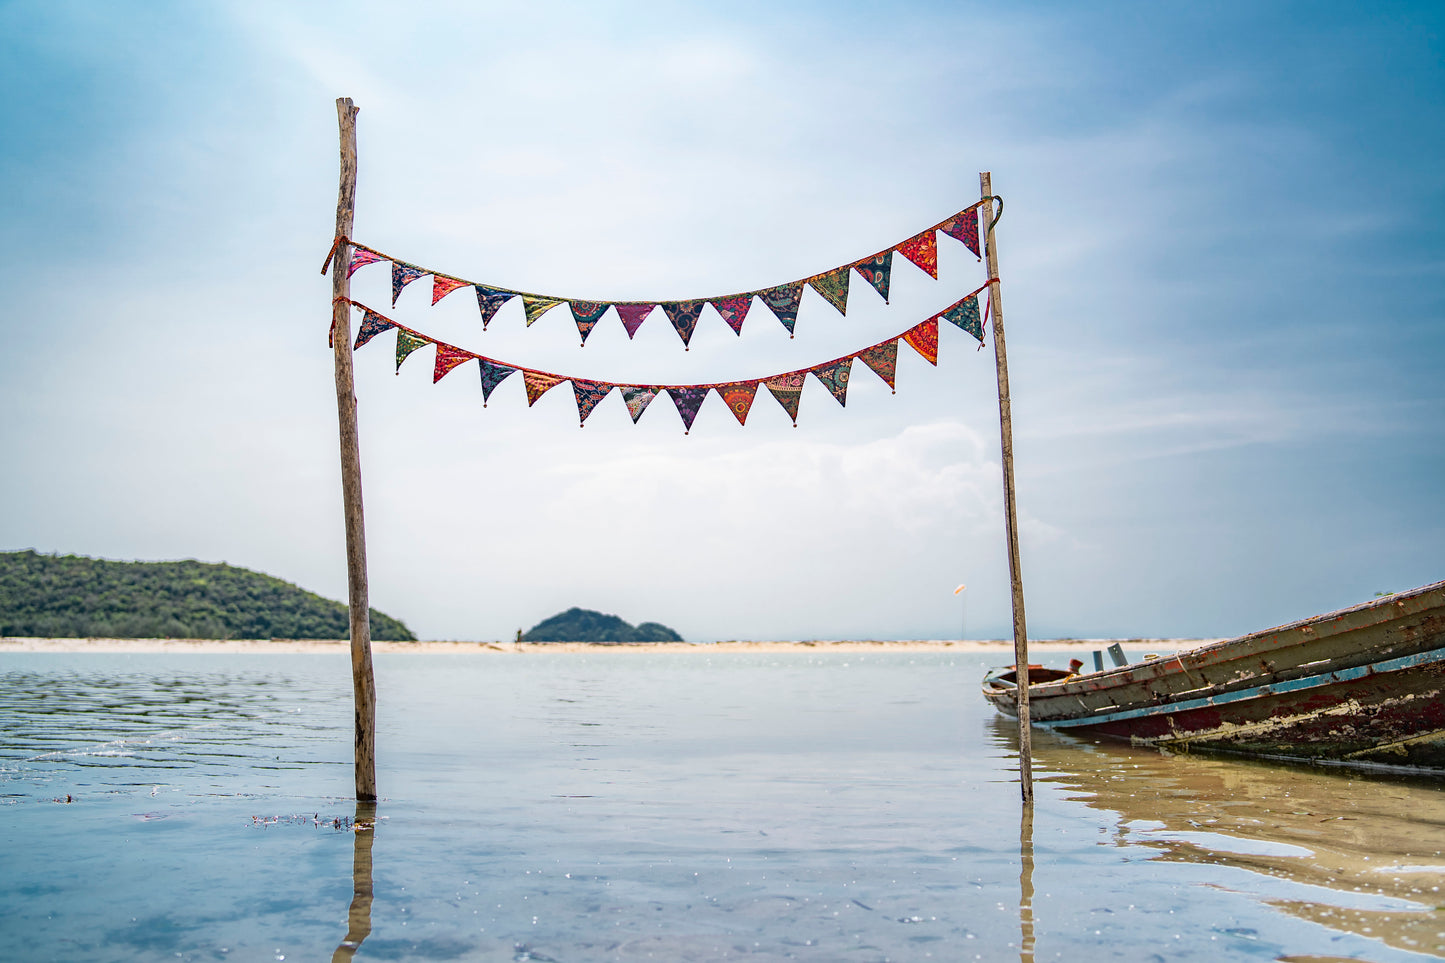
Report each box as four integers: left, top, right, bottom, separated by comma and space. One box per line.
981, 579, 1445, 771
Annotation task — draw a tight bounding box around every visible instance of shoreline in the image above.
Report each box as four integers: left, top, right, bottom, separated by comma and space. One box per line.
0, 637, 1220, 655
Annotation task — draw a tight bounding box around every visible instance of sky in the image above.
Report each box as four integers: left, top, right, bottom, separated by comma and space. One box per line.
1, 1, 1441, 642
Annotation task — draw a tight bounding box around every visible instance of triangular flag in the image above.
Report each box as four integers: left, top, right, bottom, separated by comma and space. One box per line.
764, 371, 806, 425
759, 283, 804, 335
475, 286, 515, 328
523, 295, 564, 327
433, 344, 474, 383
614, 303, 655, 339
432, 276, 470, 305
478, 359, 517, 405
569, 301, 610, 343
620, 386, 658, 423
853, 252, 892, 303
347, 247, 386, 278
666, 386, 709, 433
572, 379, 614, 425
901, 319, 939, 366
810, 357, 852, 406
714, 381, 759, 426
395, 330, 431, 372
710, 295, 752, 335
939, 293, 984, 342
523, 371, 565, 406
354, 310, 395, 350
940, 208, 981, 258
895, 230, 938, 279
392, 263, 428, 305
662, 300, 706, 347
856, 340, 899, 391
809, 266, 850, 315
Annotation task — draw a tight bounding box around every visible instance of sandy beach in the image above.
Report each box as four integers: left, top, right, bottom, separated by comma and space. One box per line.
0, 636, 1219, 655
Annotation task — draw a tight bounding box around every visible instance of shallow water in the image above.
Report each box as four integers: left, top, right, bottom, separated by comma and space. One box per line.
1, 651, 1442, 961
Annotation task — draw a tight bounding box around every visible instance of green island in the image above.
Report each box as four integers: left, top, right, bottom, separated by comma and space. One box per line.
0, 550, 415, 640
522, 607, 682, 643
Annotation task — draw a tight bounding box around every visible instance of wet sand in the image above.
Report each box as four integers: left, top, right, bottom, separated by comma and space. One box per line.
0, 636, 1217, 655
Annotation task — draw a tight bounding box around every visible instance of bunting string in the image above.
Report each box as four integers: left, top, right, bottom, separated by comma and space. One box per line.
336, 280, 994, 433
325, 200, 990, 348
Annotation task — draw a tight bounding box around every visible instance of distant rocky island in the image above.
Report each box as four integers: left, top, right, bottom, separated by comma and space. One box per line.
522, 607, 683, 643
0, 550, 415, 640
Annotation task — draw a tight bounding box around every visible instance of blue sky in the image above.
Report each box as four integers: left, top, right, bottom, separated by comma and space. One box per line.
1, 1, 1441, 641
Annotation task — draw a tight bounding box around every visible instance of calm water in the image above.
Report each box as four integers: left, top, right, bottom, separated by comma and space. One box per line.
1, 651, 1442, 962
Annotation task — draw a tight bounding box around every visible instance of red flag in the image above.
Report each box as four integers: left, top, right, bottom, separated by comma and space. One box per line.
432, 276, 470, 305
433, 344, 474, 383
895, 230, 938, 279
901, 319, 939, 365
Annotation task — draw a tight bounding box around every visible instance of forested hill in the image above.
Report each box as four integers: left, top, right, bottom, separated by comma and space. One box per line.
0, 551, 415, 640
522, 607, 682, 643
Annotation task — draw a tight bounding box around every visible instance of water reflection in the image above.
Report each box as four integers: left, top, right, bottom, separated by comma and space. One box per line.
990, 717, 1445, 956
331, 802, 377, 962
1018, 803, 1035, 962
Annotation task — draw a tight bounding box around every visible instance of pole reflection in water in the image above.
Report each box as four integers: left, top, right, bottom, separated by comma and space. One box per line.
1018, 802, 1036, 962
332, 802, 377, 963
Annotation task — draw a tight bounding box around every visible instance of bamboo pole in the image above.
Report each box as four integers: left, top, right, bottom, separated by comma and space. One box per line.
331, 97, 377, 802
979, 172, 1032, 804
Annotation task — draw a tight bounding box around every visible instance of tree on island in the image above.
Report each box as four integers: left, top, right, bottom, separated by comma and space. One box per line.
521, 607, 682, 643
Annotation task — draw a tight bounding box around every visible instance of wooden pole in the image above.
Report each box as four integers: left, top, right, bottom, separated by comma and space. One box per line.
980, 172, 1032, 804
331, 97, 377, 802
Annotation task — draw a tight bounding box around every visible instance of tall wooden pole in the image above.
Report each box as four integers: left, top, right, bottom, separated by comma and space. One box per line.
331, 97, 377, 801
980, 172, 1032, 803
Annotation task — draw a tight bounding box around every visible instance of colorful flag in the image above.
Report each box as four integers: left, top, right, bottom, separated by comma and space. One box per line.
895, 230, 938, 279
354, 309, 396, 350
902, 319, 939, 365
392, 263, 428, 305
395, 330, 431, 372
478, 359, 517, 405
666, 386, 709, 432
854, 252, 892, 303
810, 357, 852, 406
475, 286, 516, 328
714, 381, 759, 426
764, 371, 806, 424
432, 276, 470, 305
809, 265, 851, 315
523, 295, 564, 327
620, 385, 658, 423
614, 303, 656, 339
662, 300, 706, 347
523, 371, 566, 406
347, 247, 386, 278
939, 293, 983, 342
941, 208, 981, 259
568, 301, 610, 343
856, 340, 899, 391
759, 283, 804, 335
572, 379, 614, 425
710, 294, 752, 335
433, 344, 474, 383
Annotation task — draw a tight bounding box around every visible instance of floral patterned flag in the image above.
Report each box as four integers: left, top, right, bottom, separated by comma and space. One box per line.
856, 340, 899, 391
940, 208, 981, 259
395, 330, 431, 372
568, 301, 610, 343
901, 319, 939, 366
433, 344, 474, 383
764, 370, 806, 425
392, 263, 428, 305
523, 295, 564, 327
662, 300, 706, 347
714, 381, 759, 426
759, 283, 804, 335
354, 309, 396, 350
347, 247, 386, 278
432, 276, 470, 305
894, 230, 938, 279
810, 357, 852, 406
809, 265, 851, 315
571, 379, 614, 425
939, 293, 984, 342
477, 359, 517, 405
666, 386, 709, 432
710, 295, 752, 335
620, 385, 658, 423
614, 304, 656, 339
475, 286, 516, 329
853, 252, 892, 303
523, 371, 566, 406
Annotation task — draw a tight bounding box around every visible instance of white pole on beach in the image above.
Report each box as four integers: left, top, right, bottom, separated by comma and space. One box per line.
954, 583, 967, 643
330, 97, 377, 802
980, 172, 1032, 804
